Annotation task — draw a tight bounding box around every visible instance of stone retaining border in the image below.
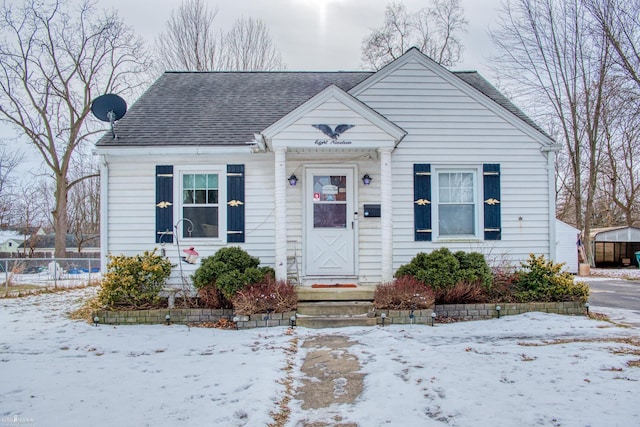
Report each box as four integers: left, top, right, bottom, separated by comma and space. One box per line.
93, 309, 297, 329
375, 301, 587, 325
93, 302, 586, 329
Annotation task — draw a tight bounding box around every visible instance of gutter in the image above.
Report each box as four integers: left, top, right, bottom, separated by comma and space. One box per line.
541, 144, 562, 260
99, 154, 109, 273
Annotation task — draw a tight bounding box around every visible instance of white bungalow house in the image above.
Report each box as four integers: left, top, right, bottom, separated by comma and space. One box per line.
95, 48, 560, 286
0, 230, 28, 255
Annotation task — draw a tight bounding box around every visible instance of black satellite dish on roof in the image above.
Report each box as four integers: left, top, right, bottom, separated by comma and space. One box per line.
91, 94, 127, 139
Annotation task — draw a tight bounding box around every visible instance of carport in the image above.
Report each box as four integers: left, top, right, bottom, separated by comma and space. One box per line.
591, 227, 640, 267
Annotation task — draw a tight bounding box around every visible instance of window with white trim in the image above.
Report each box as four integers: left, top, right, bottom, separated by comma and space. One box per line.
177, 167, 225, 239
435, 169, 479, 239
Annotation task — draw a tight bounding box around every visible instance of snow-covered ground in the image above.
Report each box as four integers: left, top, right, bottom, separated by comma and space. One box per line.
1, 288, 639, 427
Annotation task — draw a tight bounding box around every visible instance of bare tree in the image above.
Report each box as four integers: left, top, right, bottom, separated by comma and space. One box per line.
0, 0, 149, 258
67, 150, 100, 253
599, 82, 640, 226
13, 179, 48, 256
154, 0, 220, 72
587, 0, 640, 89
490, 0, 612, 264
155, 1, 286, 72
0, 143, 23, 226
361, 0, 467, 70
220, 17, 285, 71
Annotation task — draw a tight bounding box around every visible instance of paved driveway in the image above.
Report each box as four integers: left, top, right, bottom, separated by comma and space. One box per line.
585, 278, 640, 311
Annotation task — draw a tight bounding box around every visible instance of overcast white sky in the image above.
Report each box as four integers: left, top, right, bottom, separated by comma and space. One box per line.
111, 0, 503, 75
2, 0, 505, 172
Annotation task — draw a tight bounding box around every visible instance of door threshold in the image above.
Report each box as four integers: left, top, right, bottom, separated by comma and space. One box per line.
301, 276, 359, 287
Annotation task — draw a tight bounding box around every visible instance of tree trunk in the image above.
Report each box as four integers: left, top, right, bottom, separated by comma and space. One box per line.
52, 175, 68, 258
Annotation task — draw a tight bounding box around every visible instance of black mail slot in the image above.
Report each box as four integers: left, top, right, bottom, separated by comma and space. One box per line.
363, 204, 381, 218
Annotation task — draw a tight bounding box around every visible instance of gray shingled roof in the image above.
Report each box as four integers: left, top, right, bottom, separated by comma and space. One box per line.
96, 72, 373, 147
96, 69, 551, 147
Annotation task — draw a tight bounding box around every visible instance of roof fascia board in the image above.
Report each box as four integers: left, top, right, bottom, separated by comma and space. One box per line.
349, 48, 555, 147
94, 145, 253, 157
262, 84, 406, 142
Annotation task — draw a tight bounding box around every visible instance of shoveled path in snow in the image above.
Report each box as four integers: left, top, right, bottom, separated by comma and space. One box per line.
294, 335, 363, 426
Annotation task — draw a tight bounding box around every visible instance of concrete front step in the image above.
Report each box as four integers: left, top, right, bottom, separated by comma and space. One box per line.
296, 286, 376, 302
297, 301, 374, 316
296, 316, 377, 329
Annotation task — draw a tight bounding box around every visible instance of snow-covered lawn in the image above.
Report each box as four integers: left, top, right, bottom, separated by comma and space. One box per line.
1, 288, 639, 427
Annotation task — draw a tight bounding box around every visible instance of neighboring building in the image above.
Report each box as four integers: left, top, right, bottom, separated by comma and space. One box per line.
27, 233, 100, 256
555, 219, 579, 274
590, 226, 640, 268
95, 48, 560, 286
0, 230, 28, 254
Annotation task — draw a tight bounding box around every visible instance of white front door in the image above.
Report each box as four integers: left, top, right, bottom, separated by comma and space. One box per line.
305, 168, 355, 276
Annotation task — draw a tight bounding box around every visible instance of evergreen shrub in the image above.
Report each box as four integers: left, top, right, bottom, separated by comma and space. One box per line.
192, 247, 274, 306
97, 249, 172, 309
514, 254, 589, 303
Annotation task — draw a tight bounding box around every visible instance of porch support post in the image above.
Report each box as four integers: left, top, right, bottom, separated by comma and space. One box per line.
380, 147, 393, 282
274, 147, 288, 281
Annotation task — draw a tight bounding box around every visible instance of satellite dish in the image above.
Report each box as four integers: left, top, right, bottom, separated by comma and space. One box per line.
91, 94, 127, 139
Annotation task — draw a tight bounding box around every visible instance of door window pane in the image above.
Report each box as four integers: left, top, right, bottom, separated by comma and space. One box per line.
314, 204, 347, 228
313, 174, 347, 228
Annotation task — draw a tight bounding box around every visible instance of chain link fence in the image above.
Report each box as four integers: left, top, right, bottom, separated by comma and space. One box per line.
1, 258, 101, 297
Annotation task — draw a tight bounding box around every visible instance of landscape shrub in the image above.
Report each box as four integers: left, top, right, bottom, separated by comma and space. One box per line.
231, 277, 297, 315
487, 268, 520, 303
434, 281, 487, 305
192, 247, 275, 305
374, 276, 435, 310
395, 248, 459, 289
395, 248, 492, 293
454, 251, 492, 290
198, 286, 232, 309
97, 249, 172, 309
514, 254, 589, 303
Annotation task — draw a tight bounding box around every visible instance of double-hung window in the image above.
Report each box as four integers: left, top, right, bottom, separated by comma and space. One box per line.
179, 169, 224, 239
435, 169, 479, 239
413, 163, 501, 242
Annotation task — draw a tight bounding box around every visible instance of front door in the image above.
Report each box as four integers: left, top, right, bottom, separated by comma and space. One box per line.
305, 168, 355, 276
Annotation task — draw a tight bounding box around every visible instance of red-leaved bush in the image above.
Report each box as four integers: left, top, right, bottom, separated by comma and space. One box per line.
434, 281, 487, 304
198, 286, 232, 309
486, 268, 520, 303
231, 277, 297, 315
374, 276, 435, 309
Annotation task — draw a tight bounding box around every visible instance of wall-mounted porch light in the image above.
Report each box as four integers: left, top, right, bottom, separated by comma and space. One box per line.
362, 174, 372, 185
288, 174, 298, 186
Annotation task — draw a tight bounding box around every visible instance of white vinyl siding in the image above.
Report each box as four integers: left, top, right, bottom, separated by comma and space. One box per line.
353, 57, 553, 269
104, 154, 276, 285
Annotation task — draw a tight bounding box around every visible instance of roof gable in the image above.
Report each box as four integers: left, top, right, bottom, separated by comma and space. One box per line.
350, 48, 555, 146
262, 85, 406, 150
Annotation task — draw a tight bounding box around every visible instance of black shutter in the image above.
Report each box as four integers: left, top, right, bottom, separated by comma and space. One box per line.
156, 165, 174, 243
483, 164, 501, 240
414, 164, 432, 241
227, 164, 245, 243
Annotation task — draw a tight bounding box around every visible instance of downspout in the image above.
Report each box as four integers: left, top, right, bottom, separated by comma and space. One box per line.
380, 148, 393, 281
99, 154, 109, 273
541, 144, 562, 261
274, 148, 288, 281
